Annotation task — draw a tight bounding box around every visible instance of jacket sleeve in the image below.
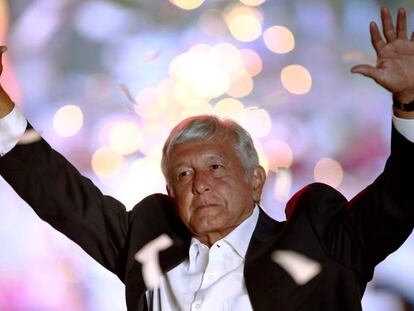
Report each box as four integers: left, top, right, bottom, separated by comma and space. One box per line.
0, 127, 130, 281
343, 126, 414, 278
303, 125, 414, 282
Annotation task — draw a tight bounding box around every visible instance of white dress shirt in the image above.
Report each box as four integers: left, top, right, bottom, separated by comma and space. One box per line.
0, 105, 27, 157
146, 207, 259, 311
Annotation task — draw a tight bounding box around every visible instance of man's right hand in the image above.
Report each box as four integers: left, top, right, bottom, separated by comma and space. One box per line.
0, 46, 15, 118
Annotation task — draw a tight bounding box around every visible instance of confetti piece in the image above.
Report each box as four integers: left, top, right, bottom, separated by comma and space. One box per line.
119, 83, 138, 105
144, 49, 161, 63
17, 129, 41, 145
134, 234, 173, 289
272, 250, 321, 285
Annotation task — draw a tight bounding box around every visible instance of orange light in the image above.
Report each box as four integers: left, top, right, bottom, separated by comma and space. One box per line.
281, 65, 312, 95
169, 0, 204, 10
314, 157, 343, 188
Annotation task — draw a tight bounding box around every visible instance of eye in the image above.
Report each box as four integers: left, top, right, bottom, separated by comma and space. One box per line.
209, 163, 224, 176
211, 164, 222, 170
177, 169, 193, 181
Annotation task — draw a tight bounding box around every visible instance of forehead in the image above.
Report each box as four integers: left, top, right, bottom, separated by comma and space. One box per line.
169, 135, 239, 166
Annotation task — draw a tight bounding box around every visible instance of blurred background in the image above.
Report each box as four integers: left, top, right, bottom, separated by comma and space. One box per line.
0, 0, 414, 310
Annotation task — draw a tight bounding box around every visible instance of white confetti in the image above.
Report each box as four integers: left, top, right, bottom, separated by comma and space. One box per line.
134, 234, 173, 289
272, 250, 321, 285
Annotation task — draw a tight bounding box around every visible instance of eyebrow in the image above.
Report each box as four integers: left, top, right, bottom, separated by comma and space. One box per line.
171, 154, 225, 170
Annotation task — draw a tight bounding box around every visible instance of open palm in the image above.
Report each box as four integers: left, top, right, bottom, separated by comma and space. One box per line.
352, 7, 414, 97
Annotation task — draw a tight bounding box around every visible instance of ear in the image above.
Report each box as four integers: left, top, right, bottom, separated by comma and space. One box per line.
251, 166, 266, 202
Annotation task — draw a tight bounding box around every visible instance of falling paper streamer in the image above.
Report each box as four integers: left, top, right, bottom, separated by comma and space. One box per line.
272, 250, 321, 285
134, 234, 173, 289
119, 83, 139, 105
17, 129, 42, 145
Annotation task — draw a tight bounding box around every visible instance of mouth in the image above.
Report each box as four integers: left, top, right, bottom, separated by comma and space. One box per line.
197, 203, 220, 209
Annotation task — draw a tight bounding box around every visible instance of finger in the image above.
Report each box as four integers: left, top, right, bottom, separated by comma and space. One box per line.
396, 7, 408, 40
381, 6, 397, 42
370, 22, 386, 54
351, 64, 383, 83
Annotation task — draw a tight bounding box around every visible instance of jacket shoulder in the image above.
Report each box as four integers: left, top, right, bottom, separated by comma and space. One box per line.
285, 182, 348, 220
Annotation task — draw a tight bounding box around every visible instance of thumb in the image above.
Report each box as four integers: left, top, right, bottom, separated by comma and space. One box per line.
351, 64, 383, 83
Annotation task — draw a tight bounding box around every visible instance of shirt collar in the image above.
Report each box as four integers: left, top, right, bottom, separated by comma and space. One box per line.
222, 205, 259, 259
188, 205, 260, 263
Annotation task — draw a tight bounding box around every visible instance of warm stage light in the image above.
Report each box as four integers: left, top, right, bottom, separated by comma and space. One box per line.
263, 25, 295, 54
239, 0, 266, 6
241, 107, 272, 138
92, 146, 124, 178
213, 98, 245, 123
225, 5, 263, 42
240, 48, 263, 77
227, 71, 253, 98
53, 105, 84, 137
169, 0, 204, 10
281, 65, 312, 95
169, 44, 231, 99
109, 121, 142, 155
263, 139, 293, 171
314, 157, 343, 188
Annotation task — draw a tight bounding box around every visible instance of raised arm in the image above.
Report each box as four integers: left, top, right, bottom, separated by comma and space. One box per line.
0, 46, 130, 281
329, 7, 414, 279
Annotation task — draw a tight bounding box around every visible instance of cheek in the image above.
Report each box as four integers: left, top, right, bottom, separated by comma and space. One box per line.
172, 185, 193, 217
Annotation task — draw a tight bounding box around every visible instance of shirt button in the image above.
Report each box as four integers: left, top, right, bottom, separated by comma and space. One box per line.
195, 303, 201, 309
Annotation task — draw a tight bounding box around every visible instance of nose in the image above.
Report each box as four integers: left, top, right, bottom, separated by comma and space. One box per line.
193, 171, 211, 195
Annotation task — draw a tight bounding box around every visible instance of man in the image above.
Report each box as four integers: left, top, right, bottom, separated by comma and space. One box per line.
0, 6, 414, 311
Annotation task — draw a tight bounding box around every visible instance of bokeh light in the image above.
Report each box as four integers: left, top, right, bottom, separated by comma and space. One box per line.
281, 64, 312, 95
169, 43, 254, 101
225, 5, 263, 42
263, 25, 295, 54
134, 87, 168, 120
213, 98, 246, 122
313, 157, 343, 188
240, 48, 263, 77
53, 105, 84, 137
240, 0, 266, 6
108, 121, 142, 155
227, 71, 254, 98
180, 101, 213, 119
169, 44, 231, 98
169, 0, 205, 10
263, 139, 294, 171
91, 146, 124, 178
139, 123, 170, 156
241, 107, 272, 138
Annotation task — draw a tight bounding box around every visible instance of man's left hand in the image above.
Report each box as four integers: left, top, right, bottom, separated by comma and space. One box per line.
351, 7, 414, 105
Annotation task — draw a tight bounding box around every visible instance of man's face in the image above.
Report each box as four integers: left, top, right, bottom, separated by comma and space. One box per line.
166, 134, 265, 246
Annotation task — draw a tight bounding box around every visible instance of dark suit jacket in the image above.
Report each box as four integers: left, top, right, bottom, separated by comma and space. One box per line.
0, 125, 413, 311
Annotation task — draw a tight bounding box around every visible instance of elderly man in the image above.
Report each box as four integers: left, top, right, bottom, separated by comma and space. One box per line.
1, 6, 414, 311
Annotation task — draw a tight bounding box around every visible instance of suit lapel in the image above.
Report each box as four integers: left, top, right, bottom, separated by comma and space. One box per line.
245, 208, 323, 310
125, 221, 190, 311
